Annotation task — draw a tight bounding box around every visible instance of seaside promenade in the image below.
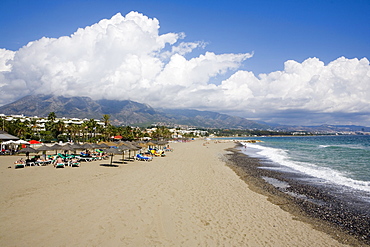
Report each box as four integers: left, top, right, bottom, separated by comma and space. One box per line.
0, 140, 350, 246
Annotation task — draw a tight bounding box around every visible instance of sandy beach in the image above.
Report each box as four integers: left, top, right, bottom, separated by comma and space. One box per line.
0, 140, 353, 246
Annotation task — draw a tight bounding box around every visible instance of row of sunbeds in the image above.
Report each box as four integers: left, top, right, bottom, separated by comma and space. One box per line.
14, 147, 174, 168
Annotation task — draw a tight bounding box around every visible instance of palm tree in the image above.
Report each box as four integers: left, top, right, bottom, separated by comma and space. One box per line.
54, 120, 66, 141
103, 124, 115, 141
151, 126, 172, 140
29, 118, 39, 140
11, 119, 30, 139
86, 119, 98, 142
48, 112, 56, 122
102, 114, 110, 127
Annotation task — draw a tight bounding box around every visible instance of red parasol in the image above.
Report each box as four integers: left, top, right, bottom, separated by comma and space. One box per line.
29, 140, 42, 144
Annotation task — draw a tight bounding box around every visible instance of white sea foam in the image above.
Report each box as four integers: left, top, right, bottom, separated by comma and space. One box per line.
240, 142, 370, 192
318, 145, 329, 148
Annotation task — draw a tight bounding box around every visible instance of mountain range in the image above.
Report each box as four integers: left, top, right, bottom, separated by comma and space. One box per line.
0, 95, 269, 129
1, 95, 369, 133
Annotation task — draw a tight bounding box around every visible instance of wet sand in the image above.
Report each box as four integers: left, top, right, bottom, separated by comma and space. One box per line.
0, 140, 356, 246
224, 143, 369, 246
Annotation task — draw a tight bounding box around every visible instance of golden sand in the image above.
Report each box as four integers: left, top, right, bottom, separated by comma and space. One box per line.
0, 140, 348, 246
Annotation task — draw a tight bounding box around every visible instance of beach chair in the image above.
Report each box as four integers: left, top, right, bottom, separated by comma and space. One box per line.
136, 153, 153, 161
76, 155, 94, 162
14, 161, 25, 169
55, 163, 65, 168
154, 150, 166, 157
79, 152, 95, 161
41, 159, 53, 166
67, 159, 80, 167
71, 161, 80, 167
26, 161, 36, 166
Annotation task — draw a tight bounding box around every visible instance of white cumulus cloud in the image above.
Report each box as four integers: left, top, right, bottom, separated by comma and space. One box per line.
0, 11, 369, 125
217, 57, 370, 125
0, 11, 250, 107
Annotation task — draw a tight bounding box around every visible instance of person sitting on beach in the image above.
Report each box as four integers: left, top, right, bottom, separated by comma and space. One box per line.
54, 157, 64, 167
35, 157, 44, 166
14, 158, 25, 164
71, 157, 80, 167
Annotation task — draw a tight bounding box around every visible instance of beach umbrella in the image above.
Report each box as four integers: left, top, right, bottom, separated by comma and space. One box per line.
104, 147, 123, 166
135, 142, 148, 148
37, 145, 53, 158
29, 140, 41, 144
17, 147, 37, 159
69, 143, 83, 150
121, 142, 140, 160
118, 145, 130, 161
37, 145, 53, 151
51, 143, 62, 149
1, 140, 16, 145
51, 144, 63, 154
97, 143, 110, 148
122, 142, 140, 151
81, 143, 93, 149
59, 144, 75, 154
14, 140, 30, 145
131, 142, 144, 149
157, 140, 168, 146
90, 143, 102, 150
146, 141, 156, 148
105, 141, 118, 147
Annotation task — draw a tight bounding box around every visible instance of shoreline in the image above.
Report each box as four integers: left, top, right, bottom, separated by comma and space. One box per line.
0, 140, 360, 246
224, 142, 369, 246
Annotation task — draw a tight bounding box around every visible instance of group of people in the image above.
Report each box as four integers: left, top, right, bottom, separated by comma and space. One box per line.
53, 156, 80, 168
13, 155, 53, 166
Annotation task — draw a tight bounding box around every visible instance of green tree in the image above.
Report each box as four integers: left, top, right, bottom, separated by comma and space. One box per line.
151, 126, 172, 140
85, 119, 98, 142
48, 112, 56, 122
102, 114, 110, 127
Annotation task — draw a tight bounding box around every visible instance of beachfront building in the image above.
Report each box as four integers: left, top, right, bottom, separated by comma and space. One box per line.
143, 126, 209, 139
0, 114, 107, 142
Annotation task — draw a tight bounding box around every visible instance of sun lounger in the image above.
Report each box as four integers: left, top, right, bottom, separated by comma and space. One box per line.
71, 162, 80, 167
154, 150, 166, 157
136, 153, 153, 161
14, 163, 25, 169
55, 163, 65, 168
26, 161, 36, 166
76, 156, 94, 162
67, 160, 80, 167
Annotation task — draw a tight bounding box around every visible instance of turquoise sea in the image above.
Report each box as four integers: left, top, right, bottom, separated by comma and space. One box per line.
219, 135, 370, 192
216, 135, 370, 240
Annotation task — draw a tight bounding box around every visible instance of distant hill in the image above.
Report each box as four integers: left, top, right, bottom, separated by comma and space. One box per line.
274, 124, 370, 133
0, 95, 268, 129
158, 109, 270, 129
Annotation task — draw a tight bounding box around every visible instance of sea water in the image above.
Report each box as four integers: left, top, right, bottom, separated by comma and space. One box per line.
217, 135, 370, 204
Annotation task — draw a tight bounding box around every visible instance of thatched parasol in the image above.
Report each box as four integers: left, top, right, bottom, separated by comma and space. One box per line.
37, 145, 53, 158
104, 147, 123, 166
118, 145, 130, 161
59, 144, 75, 154
97, 143, 110, 148
81, 143, 93, 149
120, 142, 140, 161
69, 143, 83, 150
37, 145, 53, 151
51, 143, 62, 150
17, 147, 37, 159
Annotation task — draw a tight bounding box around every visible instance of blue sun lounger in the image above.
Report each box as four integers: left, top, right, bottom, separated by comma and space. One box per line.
136, 154, 153, 161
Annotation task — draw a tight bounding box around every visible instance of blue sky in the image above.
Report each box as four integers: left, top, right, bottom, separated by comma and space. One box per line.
0, 0, 369, 126
1, 0, 369, 74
